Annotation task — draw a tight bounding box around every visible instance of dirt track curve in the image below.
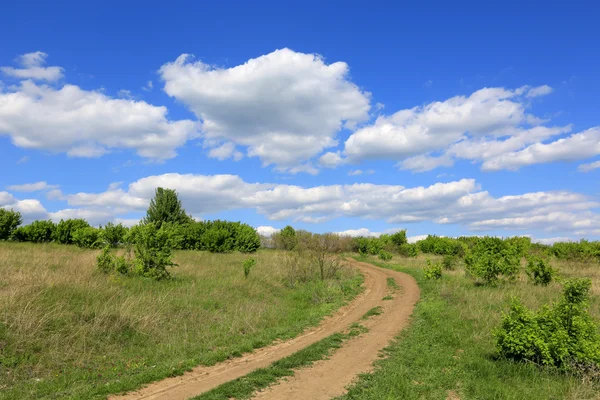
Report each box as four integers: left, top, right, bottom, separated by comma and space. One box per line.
111, 259, 420, 400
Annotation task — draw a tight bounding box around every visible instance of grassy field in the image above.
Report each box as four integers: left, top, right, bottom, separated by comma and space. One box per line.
0, 243, 362, 399
339, 254, 600, 400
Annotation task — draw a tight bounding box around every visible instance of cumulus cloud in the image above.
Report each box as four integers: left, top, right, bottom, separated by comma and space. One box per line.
207, 142, 243, 161
578, 160, 600, 173
1, 51, 63, 82
0, 191, 48, 223
256, 226, 280, 237
319, 151, 345, 168
6, 181, 59, 192
159, 48, 371, 170
526, 85, 553, 98
0, 79, 198, 160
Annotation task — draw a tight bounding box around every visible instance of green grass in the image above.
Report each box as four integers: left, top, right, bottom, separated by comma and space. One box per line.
339, 256, 600, 400
192, 323, 367, 400
385, 277, 400, 291
0, 243, 363, 399
361, 306, 383, 320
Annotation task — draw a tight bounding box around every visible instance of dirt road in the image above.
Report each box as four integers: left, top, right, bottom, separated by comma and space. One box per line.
111, 259, 419, 400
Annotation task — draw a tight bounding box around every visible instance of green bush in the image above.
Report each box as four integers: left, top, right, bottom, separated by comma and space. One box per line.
442, 254, 457, 270
11, 220, 55, 242
0, 209, 22, 240
132, 223, 176, 280
100, 222, 128, 247
243, 258, 256, 279
417, 235, 466, 256
465, 237, 521, 286
378, 250, 393, 261
53, 219, 90, 244
424, 259, 442, 280
273, 225, 298, 250
526, 257, 555, 286
72, 227, 102, 248
398, 243, 419, 257
236, 224, 261, 253
551, 240, 600, 262
496, 279, 600, 368
96, 246, 132, 275
390, 230, 407, 246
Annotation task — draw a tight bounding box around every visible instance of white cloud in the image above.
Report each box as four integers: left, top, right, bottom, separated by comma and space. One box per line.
256, 226, 280, 237
336, 228, 381, 237
0, 51, 63, 82
0, 78, 198, 160
534, 236, 574, 245
526, 85, 553, 98
142, 80, 153, 91
319, 151, 345, 168
7, 181, 59, 192
482, 127, 600, 171
16, 156, 29, 164
408, 234, 428, 243
208, 142, 243, 161
578, 160, 600, 172
0, 191, 48, 223
159, 48, 371, 170
399, 154, 454, 172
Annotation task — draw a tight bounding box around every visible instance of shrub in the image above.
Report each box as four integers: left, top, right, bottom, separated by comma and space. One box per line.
424, 259, 442, 280
11, 220, 55, 242
236, 224, 261, 253
53, 219, 90, 244
132, 223, 176, 280
72, 227, 102, 248
100, 222, 128, 247
551, 240, 600, 262
143, 187, 192, 228
442, 254, 457, 270
0, 209, 22, 240
398, 243, 419, 257
390, 230, 408, 247
243, 258, 256, 279
273, 225, 298, 250
526, 257, 555, 286
378, 250, 393, 261
417, 235, 466, 256
97, 246, 115, 274
465, 237, 521, 286
496, 279, 600, 368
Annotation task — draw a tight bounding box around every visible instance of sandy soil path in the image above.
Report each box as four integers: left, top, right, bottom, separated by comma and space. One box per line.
111, 259, 419, 400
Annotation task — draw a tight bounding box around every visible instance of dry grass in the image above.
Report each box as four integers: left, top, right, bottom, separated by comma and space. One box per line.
0, 243, 361, 399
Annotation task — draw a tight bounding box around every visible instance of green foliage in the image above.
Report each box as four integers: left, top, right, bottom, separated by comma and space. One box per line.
0, 208, 22, 240
526, 257, 555, 286
378, 250, 393, 261
11, 220, 55, 242
465, 236, 521, 285
551, 240, 600, 262
53, 219, 90, 244
424, 259, 442, 280
96, 246, 115, 274
100, 222, 128, 247
505, 236, 532, 258
72, 227, 102, 248
390, 230, 408, 246
273, 225, 298, 250
442, 254, 457, 270
235, 223, 261, 253
143, 187, 192, 228
242, 258, 256, 279
496, 279, 600, 368
398, 243, 420, 257
417, 235, 466, 256
132, 223, 176, 280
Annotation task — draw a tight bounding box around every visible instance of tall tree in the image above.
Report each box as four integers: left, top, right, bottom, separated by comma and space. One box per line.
0, 208, 22, 240
143, 188, 191, 228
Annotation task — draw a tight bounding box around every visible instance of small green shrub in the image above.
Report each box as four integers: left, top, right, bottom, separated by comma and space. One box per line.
100, 222, 128, 247
97, 246, 115, 274
526, 257, 555, 286
496, 278, 600, 368
465, 237, 521, 286
442, 254, 457, 270
11, 220, 55, 242
378, 250, 393, 261
243, 258, 256, 279
53, 219, 90, 244
0, 209, 22, 240
390, 230, 407, 246
72, 227, 102, 248
424, 259, 442, 280
398, 243, 419, 257
132, 223, 176, 280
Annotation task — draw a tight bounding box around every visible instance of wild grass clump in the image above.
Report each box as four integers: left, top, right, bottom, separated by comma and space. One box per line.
496, 278, 600, 369
243, 258, 256, 279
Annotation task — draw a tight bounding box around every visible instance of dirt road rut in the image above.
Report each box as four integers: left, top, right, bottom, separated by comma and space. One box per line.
111, 259, 419, 400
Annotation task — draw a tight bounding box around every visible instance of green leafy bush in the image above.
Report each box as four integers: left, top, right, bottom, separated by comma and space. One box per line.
378, 250, 393, 261
398, 243, 419, 257
417, 235, 466, 256
11, 220, 55, 242
100, 222, 128, 247
526, 257, 555, 286
132, 223, 176, 280
243, 258, 256, 279
96, 246, 132, 275
72, 227, 102, 248
0, 209, 22, 240
273, 225, 298, 250
442, 254, 457, 270
390, 230, 407, 246
424, 259, 442, 280
551, 240, 600, 262
465, 237, 521, 286
496, 278, 600, 368
53, 219, 90, 244
236, 224, 261, 253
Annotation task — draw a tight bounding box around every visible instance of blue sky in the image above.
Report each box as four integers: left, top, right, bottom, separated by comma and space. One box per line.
1, 1, 599, 243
